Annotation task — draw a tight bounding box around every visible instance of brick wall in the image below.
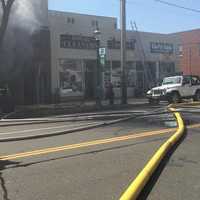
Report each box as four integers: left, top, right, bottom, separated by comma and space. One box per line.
180, 29, 200, 76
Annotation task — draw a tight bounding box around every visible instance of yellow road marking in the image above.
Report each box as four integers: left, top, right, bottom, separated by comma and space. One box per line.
0, 128, 175, 161
1, 123, 200, 161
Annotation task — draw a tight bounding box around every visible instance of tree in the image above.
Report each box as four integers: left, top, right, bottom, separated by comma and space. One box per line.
0, 0, 15, 50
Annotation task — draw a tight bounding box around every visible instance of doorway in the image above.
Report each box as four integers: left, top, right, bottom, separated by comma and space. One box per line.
85, 60, 96, 99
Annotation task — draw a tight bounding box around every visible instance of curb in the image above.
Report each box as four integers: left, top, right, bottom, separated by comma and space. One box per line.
0, 122, 103, 142
0, 113, 131, 127
0, 119, 73, 127
0, 108, 166, 128
2, 102, 149, 119
0, 115, 135, 142
119, 107, 185, 200
0, 111, 171, 142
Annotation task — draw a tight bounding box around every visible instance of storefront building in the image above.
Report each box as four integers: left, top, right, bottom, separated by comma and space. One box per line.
178, 29, 200, 76
48, 10, 180, 100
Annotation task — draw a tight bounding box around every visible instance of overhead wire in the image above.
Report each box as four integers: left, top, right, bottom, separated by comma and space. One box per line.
155, 0, 200, 13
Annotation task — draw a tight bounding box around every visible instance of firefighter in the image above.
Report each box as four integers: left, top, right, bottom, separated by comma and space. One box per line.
106, 82, 114, 105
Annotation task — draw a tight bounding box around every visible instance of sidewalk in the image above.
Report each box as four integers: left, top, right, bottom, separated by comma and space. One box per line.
2, 98, 149, 119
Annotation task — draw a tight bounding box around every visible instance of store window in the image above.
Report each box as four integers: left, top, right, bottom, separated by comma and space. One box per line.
59, 59, 83, 96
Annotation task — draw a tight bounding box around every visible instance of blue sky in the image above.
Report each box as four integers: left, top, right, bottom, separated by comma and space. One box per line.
48, 0, 200, 33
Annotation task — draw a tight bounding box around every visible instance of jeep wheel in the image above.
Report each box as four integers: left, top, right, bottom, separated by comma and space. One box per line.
148, 98, 160, 105
169, 92, 181, 104
194, 90, 200, 101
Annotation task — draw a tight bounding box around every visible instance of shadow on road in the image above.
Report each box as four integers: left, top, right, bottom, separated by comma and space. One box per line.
0, 131, 173, 200
137, 128, 188, 200
0, 160, 20, 200
4, 136, 169, 171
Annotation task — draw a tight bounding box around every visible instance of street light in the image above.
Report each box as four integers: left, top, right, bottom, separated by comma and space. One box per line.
93, 28, 102, 107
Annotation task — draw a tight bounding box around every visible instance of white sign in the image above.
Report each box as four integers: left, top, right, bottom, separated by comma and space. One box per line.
99, 48, 106, 56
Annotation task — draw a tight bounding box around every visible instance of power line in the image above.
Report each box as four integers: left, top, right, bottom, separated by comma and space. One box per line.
155, 0, 200, 13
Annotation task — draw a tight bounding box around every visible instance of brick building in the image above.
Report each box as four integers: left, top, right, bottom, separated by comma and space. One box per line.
179, 29, 200, 76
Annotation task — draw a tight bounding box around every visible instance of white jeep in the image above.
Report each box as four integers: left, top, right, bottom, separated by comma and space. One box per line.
146, 75, 200, 104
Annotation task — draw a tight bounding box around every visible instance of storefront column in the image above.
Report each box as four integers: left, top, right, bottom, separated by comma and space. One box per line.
54, 60, 59, 90
82, 60, 86, 98
110, 60, 113, 83
156, 61, 160, 85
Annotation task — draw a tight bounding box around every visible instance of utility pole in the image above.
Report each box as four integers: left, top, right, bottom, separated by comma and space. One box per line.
120, 0, 127, 104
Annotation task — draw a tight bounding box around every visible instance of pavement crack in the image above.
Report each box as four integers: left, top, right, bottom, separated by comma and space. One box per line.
0, 172, 10, 200
0, 160, 20, 200
178, 156, 198, 164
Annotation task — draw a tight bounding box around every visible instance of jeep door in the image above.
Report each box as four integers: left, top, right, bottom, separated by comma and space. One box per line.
180, 76, 193, 97
191, 76, 200, 96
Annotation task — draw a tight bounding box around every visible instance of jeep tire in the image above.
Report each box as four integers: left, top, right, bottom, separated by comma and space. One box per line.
168, 92, 181, 104
148, 98, 160, 105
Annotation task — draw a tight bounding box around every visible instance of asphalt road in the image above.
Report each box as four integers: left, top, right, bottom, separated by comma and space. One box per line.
0, 107, 166, 140
0, 106, 199, 200
148, 113, 200, 200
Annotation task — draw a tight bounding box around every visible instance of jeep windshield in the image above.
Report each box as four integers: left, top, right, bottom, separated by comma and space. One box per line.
162, 77, 182, 85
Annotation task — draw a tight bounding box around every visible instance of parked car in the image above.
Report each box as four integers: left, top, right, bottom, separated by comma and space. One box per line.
146, 75, 200, 104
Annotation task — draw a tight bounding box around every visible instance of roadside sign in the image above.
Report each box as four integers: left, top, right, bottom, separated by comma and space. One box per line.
99, 48, 106, 56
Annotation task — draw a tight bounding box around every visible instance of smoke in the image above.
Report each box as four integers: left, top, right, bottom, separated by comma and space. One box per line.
11, 0, 42, 33
0, 0, 47, 82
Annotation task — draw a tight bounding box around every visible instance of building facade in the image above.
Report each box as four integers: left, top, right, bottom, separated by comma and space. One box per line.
5, 1, 200, 105
178, 29, 200, 76
48, 10, 181, 100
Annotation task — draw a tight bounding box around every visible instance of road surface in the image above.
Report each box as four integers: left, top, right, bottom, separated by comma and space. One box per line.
148, 112, 200, 200
0, 106, 199, 200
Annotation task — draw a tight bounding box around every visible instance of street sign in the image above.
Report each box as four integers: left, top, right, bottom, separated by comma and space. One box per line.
99, 48, 106, 56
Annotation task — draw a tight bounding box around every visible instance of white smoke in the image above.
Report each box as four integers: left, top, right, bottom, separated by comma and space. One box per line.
10, 0, 42, 33
0, 0, 47, 81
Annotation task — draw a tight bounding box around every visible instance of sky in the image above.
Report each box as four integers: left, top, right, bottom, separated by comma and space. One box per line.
48, 0, 200, 34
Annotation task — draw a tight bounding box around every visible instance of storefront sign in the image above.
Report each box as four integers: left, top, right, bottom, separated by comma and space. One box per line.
60, 34, 96, 49
107, 38, 136, 50
150, 42, 174, 54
